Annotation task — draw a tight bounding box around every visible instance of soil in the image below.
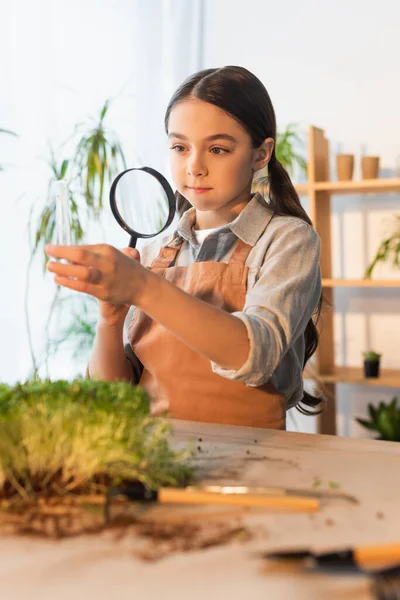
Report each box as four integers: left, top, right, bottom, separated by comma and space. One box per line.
128, 520, 253, 562
0, 496, 105, 538
0, 496, 254, 562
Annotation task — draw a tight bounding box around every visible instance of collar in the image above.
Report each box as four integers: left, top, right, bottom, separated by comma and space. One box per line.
165, 192, 275, 248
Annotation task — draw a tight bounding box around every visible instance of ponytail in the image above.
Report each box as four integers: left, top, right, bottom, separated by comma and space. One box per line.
255, 156, 325, 416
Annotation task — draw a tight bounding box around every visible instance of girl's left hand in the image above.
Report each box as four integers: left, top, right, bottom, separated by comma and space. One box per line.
45, 243, 149, 306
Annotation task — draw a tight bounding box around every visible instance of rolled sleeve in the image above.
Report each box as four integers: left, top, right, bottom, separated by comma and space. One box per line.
211, 222, 321, 386
124, 343, 144, 384
123, 308, 144, 384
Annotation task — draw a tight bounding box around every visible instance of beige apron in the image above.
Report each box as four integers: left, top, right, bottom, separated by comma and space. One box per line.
128, 238, 286, 429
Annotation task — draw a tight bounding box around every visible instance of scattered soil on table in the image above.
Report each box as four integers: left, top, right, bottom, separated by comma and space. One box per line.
0, 497, 254, 561
125, 519, 253, 562
0, 496, 105, 538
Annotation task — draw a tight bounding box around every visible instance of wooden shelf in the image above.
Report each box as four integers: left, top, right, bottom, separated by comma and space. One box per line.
322, 278, 400, 288
298, 127, 400, 434
295, 178, 400, 196
304, 366, 400, 388
295, 183, 310, 195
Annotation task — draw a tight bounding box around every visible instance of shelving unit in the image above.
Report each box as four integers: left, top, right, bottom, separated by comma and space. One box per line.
303, 366, 400, 388
296, 126, 400, 435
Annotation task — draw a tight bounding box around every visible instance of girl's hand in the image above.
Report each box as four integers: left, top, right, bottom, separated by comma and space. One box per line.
45, 244, 148, 323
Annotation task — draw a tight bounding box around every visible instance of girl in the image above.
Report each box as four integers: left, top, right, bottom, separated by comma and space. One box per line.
45, 66, 322, 430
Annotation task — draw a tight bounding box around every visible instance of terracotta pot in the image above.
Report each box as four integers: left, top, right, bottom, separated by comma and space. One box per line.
336, 154, 354, 181
361, 156, 380, 179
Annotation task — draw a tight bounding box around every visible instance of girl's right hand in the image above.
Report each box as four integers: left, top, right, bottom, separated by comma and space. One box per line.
97, 247, 141, 328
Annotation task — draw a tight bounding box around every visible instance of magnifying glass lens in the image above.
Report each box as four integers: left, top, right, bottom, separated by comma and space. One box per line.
113, 169, 172, 239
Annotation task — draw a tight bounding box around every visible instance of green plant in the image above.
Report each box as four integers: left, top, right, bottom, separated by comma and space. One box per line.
32, 151, 84, 270
33, 99, 126, 269
363, 351, 381, 361
73, 98, 127, 216
356, 397, 400, 441
275, 123, 307, 176
0, 379, 192, 500
365, 216, 400, 278
26, 99, 127, 378
25, 153, 84, 378
47, 295, 97, 361
253, 123, 307, 193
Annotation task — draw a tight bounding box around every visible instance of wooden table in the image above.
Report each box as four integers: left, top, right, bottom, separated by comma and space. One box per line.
0, 421, 399, 599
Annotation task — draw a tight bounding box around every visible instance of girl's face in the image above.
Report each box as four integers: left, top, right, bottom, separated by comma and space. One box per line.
168, 98, 272, 226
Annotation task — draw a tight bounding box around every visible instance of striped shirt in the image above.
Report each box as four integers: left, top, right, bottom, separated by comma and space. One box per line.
125, 192, 321, 410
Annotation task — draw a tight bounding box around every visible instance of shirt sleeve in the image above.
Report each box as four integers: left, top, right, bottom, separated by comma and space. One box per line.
211, 222, 322, 386
123, 307, 144, 384
85, 344, 143, 384
124, 343, 144, 384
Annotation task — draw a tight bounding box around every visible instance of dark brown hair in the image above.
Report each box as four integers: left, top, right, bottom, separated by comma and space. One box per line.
165, 66, 323, 415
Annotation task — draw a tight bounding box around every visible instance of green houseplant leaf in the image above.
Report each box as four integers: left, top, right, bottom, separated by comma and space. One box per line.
363, 350, 381, 361
365, 216, 400, 278
253, 123, 307, 194
275, 123, 307, 175
26, 99, 127, 378
73, 99, 126, 217
356, 397, 400, 441
355, 417, 377, 431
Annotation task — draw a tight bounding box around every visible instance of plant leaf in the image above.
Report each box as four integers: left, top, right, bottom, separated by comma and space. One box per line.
355, 417, 377, 431
0, 128, 17, 137
60, 159, 69, 179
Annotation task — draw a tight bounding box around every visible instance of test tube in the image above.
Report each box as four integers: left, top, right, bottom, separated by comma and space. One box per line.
55, 179, 72, 246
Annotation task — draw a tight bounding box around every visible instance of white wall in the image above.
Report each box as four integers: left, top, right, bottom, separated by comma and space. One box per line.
204, 0, 400, 170
203, 0, 400, 436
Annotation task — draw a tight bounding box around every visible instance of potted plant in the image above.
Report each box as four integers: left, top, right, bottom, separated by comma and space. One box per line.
356, 397, 400, 441
362, 350, 381, 378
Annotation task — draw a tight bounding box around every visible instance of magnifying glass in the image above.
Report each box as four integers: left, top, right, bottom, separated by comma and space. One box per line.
109, 166, 176, 248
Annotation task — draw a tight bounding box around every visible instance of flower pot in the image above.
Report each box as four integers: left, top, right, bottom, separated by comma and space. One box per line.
364, 359, 380, 378
361, 156, 380, 179
336, 154, 354, 181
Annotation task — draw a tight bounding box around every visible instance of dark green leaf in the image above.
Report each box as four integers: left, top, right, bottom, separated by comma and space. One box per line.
356, 417, 377, 431
60, 159, 69, 179
368, 403, 377, 421
100, 99, 109, 121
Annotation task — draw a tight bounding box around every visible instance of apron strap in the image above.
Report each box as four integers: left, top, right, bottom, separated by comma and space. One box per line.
149, 241, 184, 269
150, 237, 252, 270
228, 238, 253, 266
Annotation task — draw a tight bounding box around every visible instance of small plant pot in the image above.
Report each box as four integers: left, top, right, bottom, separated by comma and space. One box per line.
336, 154, 354, 181
361, 156, 380, 179
364, 359, 380, 378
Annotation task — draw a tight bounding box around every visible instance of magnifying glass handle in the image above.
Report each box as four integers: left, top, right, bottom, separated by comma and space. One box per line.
129, 235, 138, 248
